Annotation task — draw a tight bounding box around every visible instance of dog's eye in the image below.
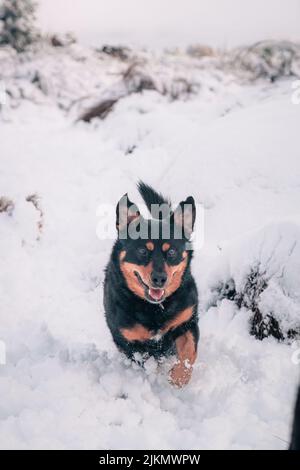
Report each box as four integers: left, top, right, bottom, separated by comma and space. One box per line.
137, 247, 148, 257
167, 248, 177, 258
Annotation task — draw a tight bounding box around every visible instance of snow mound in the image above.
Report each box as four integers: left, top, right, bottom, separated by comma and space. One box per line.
0, 317, 298, 450
205, 221, 300, 340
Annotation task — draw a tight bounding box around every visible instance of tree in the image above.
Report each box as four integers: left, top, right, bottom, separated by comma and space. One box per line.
0, 0, 38, 52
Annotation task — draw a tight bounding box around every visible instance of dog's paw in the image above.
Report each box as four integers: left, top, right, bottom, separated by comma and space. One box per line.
168, 361, 193, 388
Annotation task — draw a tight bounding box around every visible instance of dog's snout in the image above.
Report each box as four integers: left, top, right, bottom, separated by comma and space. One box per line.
151, 270, 167, 288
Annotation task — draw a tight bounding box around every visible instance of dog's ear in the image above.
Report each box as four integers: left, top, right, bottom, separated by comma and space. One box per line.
116, 194, 141, 233
171, 196, 196, 239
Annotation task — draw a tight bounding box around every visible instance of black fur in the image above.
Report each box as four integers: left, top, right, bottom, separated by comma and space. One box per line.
104, 183, 199, 366
137, 181, 170, 217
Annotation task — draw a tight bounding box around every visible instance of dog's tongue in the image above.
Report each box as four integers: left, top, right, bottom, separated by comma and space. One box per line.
149, 288, 164, 301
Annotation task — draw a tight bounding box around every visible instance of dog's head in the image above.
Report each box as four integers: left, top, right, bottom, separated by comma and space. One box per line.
116, 193, 196, 304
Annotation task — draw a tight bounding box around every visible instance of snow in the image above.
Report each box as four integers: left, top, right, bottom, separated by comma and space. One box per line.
0, 42, 300, 449
202, 221, 300, 339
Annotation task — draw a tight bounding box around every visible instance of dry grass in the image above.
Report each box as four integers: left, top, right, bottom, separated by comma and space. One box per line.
26, 193, 44, 240
0, 196, 14, 215
78, 98, 118, 123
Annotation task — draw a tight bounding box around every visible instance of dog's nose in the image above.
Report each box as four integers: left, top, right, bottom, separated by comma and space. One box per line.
151, 270, 167, 288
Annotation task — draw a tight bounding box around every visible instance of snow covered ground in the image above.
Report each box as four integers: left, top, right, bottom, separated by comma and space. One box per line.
0, 43, 300, 449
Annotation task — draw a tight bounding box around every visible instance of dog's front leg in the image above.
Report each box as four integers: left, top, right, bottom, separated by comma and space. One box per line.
169, 329, 198, 388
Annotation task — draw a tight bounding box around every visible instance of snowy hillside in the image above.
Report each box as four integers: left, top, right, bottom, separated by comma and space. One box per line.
0, 41, 300, 449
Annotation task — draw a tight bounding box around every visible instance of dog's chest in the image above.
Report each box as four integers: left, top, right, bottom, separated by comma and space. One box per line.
133, 306, 176, 341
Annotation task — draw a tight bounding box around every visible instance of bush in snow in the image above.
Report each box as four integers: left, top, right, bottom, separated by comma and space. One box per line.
228, 40, 300, 81
122, 62, 157, 94
186, 44, 215, 58
26, 193, 44, 240
0, 39, 299, 118
49, 32, 76, 48
0, 0, 38, 52
0, 196, 14, 215
101, 44, 130, 61
78, 61, 199, 122
207, 222, 300, 341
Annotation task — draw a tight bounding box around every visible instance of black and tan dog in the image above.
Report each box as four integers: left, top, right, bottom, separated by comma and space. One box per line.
104, 182, 199, 387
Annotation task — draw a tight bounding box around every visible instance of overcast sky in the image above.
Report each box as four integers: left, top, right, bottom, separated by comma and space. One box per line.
38, 0, 300, 48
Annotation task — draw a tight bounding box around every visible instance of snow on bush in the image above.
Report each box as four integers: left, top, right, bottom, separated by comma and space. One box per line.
0, 0, 38, 52
0, 195, 14, 215
1, 40, 300, 120
227, 40, 300, 81
205, 221, 300, 341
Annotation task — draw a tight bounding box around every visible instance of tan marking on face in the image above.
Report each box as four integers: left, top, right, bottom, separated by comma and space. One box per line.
161, 305, 195, 334
146, 241, 154, 251
119, 253, 152, 299
169, 331, 197, 388
164, 256, 188, 298
162, 242, 170, 252
120, 324, 153, 342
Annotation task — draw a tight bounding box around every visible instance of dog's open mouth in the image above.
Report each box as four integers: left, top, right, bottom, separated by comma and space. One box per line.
134, 271, 165, 304
148, 287, 164, 301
